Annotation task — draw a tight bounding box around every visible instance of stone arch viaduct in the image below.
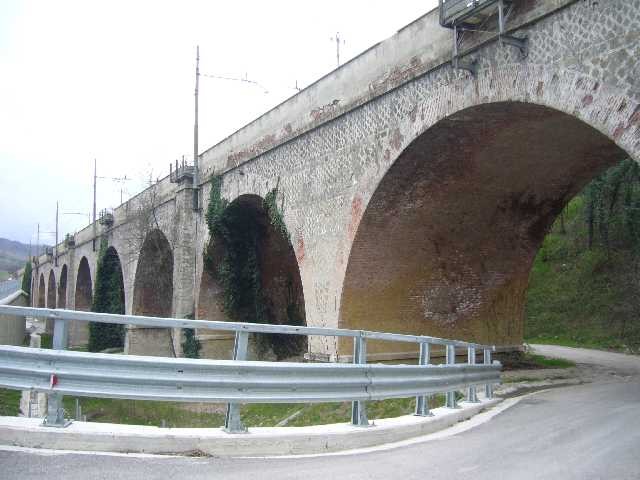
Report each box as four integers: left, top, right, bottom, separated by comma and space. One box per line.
30, 0, 640, 361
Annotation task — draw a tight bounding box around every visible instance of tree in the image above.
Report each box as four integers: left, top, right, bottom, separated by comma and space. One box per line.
89, 238, 125, 352
21, 261, 32, 301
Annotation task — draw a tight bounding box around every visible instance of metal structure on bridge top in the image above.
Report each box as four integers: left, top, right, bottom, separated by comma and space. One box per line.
0, 305, 500, 433
439, 0, 528, 75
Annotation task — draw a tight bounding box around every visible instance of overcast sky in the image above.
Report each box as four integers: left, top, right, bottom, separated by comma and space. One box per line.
0, 0, 438, 245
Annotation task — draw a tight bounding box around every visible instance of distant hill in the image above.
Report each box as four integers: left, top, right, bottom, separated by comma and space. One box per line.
0, 237, 47, 274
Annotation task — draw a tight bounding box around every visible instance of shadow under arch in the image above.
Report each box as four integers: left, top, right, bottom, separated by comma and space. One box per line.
129, 229, 174, 356
58, 264, 68, 309
198, 193, 307, 360
47, 270, 56, 308
339, 101, 629, 358
37, 273, 45, 308
70, 256, 93, 347
75, 257, 93, 311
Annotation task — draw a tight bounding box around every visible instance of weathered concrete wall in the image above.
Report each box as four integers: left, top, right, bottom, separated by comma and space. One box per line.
0, 290, 28, 346
19, 333, 47, 418
31, 0, 640, 360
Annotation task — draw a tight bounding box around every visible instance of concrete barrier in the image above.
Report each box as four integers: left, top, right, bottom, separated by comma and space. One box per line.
0, 290, 27, 346
0, 398, 500, 456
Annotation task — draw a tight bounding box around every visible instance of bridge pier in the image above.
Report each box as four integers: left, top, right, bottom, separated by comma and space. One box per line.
125, 181, 198, 357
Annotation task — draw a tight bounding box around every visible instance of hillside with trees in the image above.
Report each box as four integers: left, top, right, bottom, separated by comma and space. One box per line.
525, 159, 640, 353
0, 237, 47, 275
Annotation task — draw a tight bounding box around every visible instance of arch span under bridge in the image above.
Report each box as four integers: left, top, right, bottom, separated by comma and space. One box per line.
30, 0, 640, 361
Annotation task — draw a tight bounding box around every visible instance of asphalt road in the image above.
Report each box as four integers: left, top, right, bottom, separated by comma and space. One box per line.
1, 346, 639, 480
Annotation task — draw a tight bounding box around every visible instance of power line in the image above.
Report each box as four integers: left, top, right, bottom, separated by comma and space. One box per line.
201, 72, 302, 94
201, 73, 269, 94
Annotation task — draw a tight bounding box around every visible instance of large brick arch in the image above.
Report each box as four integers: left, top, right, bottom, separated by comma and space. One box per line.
337, 64, 638, 355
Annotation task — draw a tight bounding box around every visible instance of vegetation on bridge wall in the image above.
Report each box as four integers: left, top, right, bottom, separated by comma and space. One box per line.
181, 313, 201, 359
204, 175, 305, 359
89, 238, 125, 352
526, 159, 640, 352
21, 261, 32, 301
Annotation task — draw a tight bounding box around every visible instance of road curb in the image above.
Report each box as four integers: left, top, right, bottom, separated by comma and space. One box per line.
0, 398, 500, 456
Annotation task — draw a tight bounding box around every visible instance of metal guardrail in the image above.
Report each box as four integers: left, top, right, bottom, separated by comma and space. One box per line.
0, 346, 500, 402
0, 288, 25, 306
0, 306, 495, 349
0, 305, 500, 432
0, 281, 20, 300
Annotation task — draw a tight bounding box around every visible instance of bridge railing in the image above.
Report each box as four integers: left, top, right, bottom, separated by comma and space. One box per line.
439, 0, 499, 28
0, 305, 500, 432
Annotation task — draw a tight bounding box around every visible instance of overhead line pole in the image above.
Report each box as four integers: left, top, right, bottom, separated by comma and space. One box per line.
193, 45, 200, 211
55, 201, 59, 267
93, 159, 97, 251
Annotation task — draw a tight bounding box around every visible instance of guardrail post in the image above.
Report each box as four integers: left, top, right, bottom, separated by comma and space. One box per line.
415, 342, 433, 417
351, 335, 369, 427
445, 344, 458, 409
466, 346, 480, 403
224, 331, 249, 433
484, 348, 493, 399
44, 317, 70, 427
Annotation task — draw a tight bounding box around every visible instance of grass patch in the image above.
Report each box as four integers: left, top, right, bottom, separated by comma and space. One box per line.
243, 394, 451, 427
0, 389, 458, 428
39, 333, 52, 349
501, 352, 575, 370
0, 389, 20, 416
241, 403, 302, 427
62, 397, 225, 428
528, 354, 575, 369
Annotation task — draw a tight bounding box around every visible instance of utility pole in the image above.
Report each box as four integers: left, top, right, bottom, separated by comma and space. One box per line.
93, 159, 97, 251
193, 45, 200, 211
55, 201, 59, 266
331, 32, 345, 67
35, 223, 39, 305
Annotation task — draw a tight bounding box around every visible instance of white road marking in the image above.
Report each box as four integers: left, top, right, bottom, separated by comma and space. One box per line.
241, 392, 541, 459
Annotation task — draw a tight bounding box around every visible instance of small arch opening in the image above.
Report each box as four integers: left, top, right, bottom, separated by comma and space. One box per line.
46, 270, 56, 308
58, 265, 68, 309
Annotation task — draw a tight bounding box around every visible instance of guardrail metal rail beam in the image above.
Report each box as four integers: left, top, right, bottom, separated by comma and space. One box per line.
0, 305, 500, 431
